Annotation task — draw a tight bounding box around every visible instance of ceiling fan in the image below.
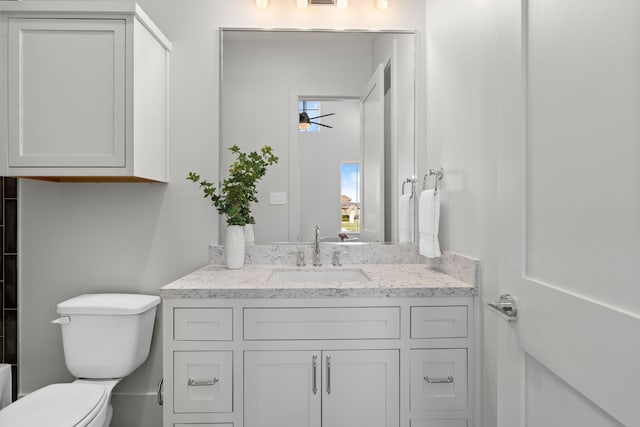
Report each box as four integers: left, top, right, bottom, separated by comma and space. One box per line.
299, 111, 336, 130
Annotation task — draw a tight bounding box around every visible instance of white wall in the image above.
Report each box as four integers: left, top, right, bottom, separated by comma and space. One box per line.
425, 0, 499, 426
16, 1, 427, 426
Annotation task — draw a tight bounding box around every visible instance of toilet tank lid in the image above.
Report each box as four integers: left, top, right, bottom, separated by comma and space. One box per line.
57, 293, 161, 315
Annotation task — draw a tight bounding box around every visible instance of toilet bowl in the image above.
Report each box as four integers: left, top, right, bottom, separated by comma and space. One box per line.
0, 293, 160, 426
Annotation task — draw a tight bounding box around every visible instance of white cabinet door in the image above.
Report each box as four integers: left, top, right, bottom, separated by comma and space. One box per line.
7, 18, 126, 167
322, 350, 399, 427
245, 350, 399, 427
244, 351, 321, 427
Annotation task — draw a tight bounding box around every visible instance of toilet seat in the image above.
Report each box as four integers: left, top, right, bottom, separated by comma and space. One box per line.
0, 382, 108, 427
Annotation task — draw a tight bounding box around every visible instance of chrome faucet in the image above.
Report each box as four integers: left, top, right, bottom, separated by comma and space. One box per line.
312, 225, 322, 266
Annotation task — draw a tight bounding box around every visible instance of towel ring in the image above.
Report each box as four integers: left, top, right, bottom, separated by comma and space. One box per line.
423, 167, 444, 193
401, 176, 416, 197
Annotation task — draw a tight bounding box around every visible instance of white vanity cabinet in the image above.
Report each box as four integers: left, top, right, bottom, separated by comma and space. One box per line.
0, 1, 171, 182
162, 297, 476, 427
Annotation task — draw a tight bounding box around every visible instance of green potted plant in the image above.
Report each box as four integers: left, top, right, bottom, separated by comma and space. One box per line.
188, 144, 278, 269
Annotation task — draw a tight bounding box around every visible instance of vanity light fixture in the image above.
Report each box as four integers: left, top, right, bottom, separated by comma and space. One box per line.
374, 0, 389, 9
257, 0, 371, 9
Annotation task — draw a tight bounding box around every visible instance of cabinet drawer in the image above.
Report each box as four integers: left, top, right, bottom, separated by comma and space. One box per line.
411, 306, 468, 338
244, 307, 400, 340
411, 420, 467, 427
410, 349, 468, 411
174, 308, 233, 341
174, 351, 233, 413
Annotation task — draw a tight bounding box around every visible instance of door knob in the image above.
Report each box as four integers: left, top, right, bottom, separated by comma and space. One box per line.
487, 294, 518, 322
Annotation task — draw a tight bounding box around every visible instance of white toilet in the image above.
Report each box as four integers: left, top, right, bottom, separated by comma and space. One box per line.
0, 293, 160, 427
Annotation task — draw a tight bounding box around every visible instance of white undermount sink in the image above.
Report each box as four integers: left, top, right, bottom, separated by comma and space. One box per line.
267, 268, 371, 283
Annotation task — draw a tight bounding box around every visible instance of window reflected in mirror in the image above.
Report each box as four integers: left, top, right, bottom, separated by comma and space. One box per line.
341, 162, 361, 235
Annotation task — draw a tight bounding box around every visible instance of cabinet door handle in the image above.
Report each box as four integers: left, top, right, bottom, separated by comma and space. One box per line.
188, 378, 219, 386
424, 375, 453, 384
326, 355, 331, 394
312, 355, 318, 394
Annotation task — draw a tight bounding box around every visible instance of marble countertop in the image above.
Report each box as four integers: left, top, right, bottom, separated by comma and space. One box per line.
160, 263, 477, 299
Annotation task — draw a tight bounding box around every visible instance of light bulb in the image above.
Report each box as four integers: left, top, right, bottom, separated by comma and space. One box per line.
297, 0, 309, 7
374, 0, 389, 9
255, 0, 270, 7
336, 0, 349, 9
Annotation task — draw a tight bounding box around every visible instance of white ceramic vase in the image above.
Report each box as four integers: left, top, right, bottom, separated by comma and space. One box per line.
243, 223, 255, 244
224, 225, 245, 269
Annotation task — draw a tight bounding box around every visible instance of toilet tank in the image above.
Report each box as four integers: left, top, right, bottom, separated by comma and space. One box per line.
55, 293, 161, 379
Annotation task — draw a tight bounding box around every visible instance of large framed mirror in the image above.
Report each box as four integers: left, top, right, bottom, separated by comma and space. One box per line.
220, 28, 416, 243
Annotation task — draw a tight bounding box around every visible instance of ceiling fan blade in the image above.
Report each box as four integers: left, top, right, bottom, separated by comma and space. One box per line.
308, 112, 336, 120
310, 121, 333, 129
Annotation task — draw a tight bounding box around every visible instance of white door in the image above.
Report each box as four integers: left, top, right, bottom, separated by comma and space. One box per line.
360, 63, 386, 242
494, 1, 640, 426
322, 350, 399, 427
244, 351, 321, 427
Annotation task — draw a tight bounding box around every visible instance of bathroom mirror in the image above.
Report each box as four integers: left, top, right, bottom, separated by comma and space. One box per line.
221, 28, 416, 243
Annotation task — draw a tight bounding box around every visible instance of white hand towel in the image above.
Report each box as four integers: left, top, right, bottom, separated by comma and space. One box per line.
0, 364, 11, 409
419, 189, 441, 258
398, 193, 414, 243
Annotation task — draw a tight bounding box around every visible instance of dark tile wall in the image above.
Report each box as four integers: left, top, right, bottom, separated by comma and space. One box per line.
1, 177, 18, 401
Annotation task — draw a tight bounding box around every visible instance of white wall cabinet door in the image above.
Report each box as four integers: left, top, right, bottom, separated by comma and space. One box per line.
244, 351, 322, 427
323, 350, 399, 427
8, 18, 126, 168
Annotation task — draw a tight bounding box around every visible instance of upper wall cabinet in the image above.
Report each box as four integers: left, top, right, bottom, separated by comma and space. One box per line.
0, 1, 171, 182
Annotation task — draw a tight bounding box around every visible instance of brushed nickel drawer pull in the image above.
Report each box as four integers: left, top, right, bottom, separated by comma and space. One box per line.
424, 375, 453, 384
326, 355, 332, 394
188, 378, 219, 386
312, 355, 318, 394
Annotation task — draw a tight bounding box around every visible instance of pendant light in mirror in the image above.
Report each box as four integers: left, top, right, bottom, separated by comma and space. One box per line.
299, 113, 312, 130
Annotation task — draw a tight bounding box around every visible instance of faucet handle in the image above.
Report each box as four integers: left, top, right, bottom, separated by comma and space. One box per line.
296, 250, 306, 267
290, 250, 306, 267
332, 250, 349, 267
